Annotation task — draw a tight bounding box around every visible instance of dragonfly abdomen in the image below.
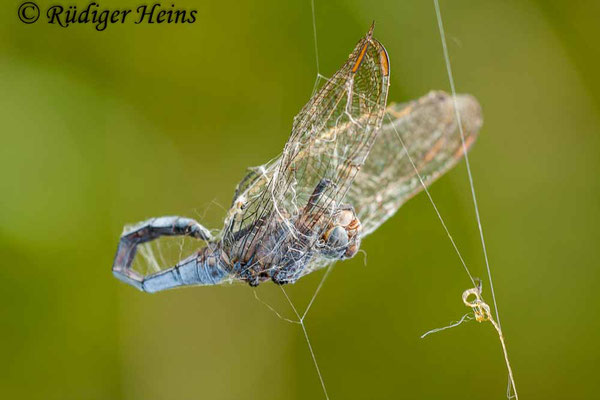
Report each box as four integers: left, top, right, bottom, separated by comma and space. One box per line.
141, 246, 230, 292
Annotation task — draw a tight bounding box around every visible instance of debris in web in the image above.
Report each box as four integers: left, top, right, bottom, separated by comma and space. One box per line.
420, 313, 473, 339
420, 281, 519, 399
462, 285, 519, 399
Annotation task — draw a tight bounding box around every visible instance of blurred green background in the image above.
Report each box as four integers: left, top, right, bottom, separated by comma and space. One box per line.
2, 0, 599, 398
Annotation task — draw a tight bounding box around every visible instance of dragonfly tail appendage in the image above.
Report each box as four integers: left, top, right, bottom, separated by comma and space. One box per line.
112, 216, 228, 293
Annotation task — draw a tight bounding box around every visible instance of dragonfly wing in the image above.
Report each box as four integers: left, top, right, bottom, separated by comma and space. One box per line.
348, 91, 483, 236
223, 27, 391, 265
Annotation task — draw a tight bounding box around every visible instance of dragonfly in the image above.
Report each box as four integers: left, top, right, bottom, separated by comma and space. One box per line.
112, 25, 482, 293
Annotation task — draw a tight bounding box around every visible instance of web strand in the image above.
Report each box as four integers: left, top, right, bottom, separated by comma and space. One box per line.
302, 265, 333, 321
432, 1, 517, 397
254, 263, 332, 399
281, 286, 330, 400
387, 114, 476, 286
432, 0, 501, 328
311, 0, 320, 74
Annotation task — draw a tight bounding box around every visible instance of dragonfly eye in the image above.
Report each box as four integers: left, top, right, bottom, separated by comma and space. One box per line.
324, 226, 349, 249
345, 243, 359, 258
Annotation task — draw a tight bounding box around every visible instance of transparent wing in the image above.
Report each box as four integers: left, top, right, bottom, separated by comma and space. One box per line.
222, 26, 390, 263
348, 91, 483, 236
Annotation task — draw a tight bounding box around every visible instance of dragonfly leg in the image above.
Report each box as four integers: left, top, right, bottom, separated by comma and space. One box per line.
112, 216, 215, 292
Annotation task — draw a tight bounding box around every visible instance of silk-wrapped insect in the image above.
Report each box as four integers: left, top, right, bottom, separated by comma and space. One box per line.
112, 25, 482, 292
